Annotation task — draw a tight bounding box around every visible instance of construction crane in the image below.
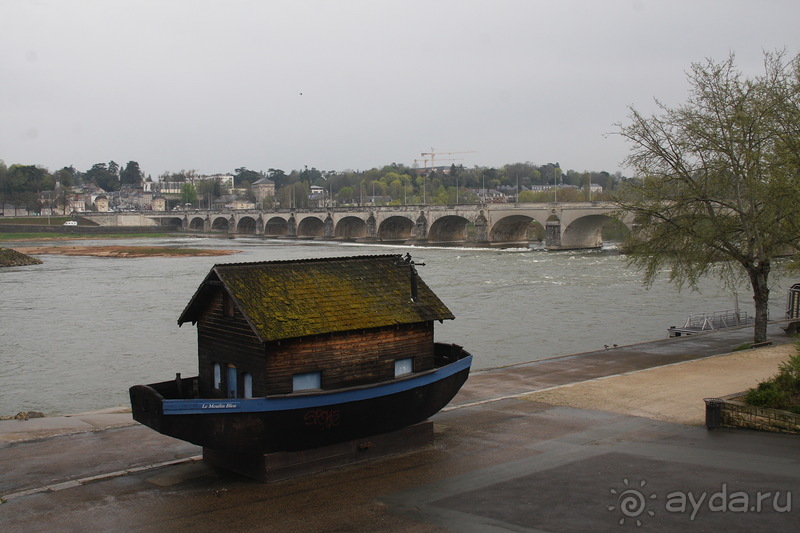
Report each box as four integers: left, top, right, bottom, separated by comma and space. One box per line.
416, 156, 464, 171
419, 148, 476, 171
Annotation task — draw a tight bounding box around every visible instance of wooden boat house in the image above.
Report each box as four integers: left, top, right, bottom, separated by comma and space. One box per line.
177, 254, 456, 400
131, 253, 472, 475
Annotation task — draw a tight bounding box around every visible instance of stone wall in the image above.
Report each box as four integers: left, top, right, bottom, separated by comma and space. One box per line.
715, 394, 800, 434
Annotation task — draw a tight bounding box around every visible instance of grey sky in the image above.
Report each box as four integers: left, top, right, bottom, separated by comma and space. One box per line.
2, 0, 799, 178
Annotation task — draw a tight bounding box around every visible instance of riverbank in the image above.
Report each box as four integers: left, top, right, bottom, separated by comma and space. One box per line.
9, 245, 240, 258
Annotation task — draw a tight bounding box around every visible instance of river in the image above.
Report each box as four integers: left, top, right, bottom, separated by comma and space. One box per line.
0, 236, 791, 416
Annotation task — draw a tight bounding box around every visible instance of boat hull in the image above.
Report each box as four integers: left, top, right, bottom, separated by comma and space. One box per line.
130, 347, 471, 454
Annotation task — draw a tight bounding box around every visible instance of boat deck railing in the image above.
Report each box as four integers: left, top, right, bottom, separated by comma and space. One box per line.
434, 342, 468, 366
147, 374, 199, 399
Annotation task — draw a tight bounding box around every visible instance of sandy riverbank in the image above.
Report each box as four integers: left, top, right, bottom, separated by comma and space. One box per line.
11, 245, 240, 258
524, 343, 795, 425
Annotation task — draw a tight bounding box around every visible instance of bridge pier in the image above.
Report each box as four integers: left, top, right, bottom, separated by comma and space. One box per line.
545, 220, 562, 249
474, 212, 489, 243
413, 212, 427, 241
324, 215, 334, 239
367, 214, 377, 239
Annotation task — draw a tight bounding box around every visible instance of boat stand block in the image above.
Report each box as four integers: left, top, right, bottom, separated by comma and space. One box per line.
202, 421, 434, 483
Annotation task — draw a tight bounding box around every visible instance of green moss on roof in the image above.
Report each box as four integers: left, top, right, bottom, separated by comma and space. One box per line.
178, 254, 454, 342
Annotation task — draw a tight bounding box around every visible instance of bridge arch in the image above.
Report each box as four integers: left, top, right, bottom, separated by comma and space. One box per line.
334, 216, 368, 239
378, 215, 415, 241
188, 216, 206, 231
211, 216, 230, 232
428, 215, 470, 243
600, 217, 631, 242
489, 214, 544, 244
560, 214, 613, 250
264, 216, 289, 236
297, 216, 324, 237
162, 217, 184, 229
236, 216, 258, 234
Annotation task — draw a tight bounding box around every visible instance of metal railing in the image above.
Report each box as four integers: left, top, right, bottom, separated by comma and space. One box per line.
681, 310, 755, 331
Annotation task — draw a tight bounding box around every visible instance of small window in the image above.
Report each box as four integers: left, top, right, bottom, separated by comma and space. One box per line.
243, 373, 253, 399
293, 372, 321, 392
395, 358, 413, 377
213, 363, 221, 389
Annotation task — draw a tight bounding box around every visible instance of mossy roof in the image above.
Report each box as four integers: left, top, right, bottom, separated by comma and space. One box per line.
177, 254, 454, 342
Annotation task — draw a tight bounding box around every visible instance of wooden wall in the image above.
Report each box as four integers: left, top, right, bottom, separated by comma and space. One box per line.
195, 288, 436, 397
196, 290, 265, 398
262, 323, 435, 394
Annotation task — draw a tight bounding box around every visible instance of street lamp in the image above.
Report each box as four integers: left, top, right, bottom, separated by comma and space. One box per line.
553, 167, 561, 203
553, 172, 557, 202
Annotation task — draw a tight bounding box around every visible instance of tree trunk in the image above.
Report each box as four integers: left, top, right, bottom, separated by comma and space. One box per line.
749, 261, 771, 344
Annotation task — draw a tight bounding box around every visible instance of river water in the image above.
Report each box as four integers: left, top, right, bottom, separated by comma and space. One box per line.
0, 236, 791, 416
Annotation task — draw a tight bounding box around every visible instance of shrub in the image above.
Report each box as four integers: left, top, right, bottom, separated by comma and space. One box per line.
775, 347, 800, 394
744, 381, 789, 409
743, 343, 800, 410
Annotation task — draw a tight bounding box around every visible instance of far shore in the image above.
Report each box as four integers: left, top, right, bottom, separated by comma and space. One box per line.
10, 245, 240, 258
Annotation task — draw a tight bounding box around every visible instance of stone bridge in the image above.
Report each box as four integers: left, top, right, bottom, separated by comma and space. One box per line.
87, 203, 633, 250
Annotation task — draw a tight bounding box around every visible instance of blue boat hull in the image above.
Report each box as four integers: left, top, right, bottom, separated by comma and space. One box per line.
130, 346, 471, 453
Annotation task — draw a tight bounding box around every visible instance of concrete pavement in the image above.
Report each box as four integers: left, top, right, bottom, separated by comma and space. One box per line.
1, 322, 798, 532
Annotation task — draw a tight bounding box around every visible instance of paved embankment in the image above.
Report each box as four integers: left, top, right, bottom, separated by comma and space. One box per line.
1, 321, 797, 532
449, 320, 795, 409
525, 344, 796, 425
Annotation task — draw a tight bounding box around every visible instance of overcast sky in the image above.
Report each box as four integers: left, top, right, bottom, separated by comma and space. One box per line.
2, 1, 799, 178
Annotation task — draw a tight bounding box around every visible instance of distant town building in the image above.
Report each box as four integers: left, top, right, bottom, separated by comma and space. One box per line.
252, 178, 276, 203
203, 174, 234, 189
229, 199, 256, 210
94, 195, 110, 212
469, 188, 506, 202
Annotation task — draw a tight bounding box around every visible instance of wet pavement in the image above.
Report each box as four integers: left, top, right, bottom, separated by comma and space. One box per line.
1, 322, 798, 532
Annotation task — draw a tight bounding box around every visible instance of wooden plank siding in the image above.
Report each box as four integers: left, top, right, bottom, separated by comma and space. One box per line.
262, 323, 435, 394
197, 291, 265, 398
195, 288, 435, 397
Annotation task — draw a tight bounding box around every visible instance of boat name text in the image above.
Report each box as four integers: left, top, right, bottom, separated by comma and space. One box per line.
201, 402, 239, 409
